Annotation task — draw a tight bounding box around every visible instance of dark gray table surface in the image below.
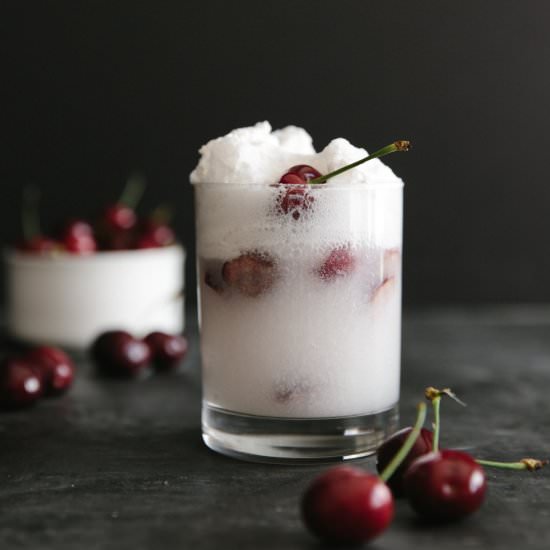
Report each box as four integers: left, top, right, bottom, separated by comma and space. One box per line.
1, 306, 550, 550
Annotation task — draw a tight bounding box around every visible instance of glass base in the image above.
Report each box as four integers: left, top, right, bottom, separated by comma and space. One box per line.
202, 403, 399, 464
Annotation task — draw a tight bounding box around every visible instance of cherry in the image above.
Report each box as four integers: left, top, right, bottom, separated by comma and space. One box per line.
64, 234, 97, 254
63, 219, 94, 239
0, 358, 43, 409
222, 252, 277, 297
61, 219, 97, 254
91, 331, 151, 377
98, 174, 146, 242
317, 247, 356, 280
301, 466, 394, 544
277, 164, 322, 220
282, 164, 323, 183
144, 332, 188, 371
403, 449, 487, 522
135, 221, 175, 249
17, 236, 59, 254
376, 427, 434, 496
25, 346, 75, 396
278, 186, 314, 220
102, 204, 137, 232
278, 173, 304, 185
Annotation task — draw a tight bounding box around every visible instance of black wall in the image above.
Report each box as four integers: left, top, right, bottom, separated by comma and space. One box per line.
2, 1, 550, 304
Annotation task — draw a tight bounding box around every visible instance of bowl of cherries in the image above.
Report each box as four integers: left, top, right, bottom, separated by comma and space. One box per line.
4, 178, 185, 349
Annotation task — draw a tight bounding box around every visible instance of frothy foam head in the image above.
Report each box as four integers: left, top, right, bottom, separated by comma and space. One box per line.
192, 122, 404, 256
190, 121, 404, 186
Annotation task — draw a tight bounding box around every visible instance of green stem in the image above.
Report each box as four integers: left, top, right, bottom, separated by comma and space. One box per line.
476, 458, 548, 471
308, 140, 410, 184
118, 173, 146, 209
379, 402, 427, 483
432, 395, 441, 453
22, 185, 41, 240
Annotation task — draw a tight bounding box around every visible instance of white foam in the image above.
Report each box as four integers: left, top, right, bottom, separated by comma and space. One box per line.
190, 121, 403, 186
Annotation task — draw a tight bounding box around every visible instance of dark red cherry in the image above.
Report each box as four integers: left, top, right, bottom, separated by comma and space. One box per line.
0, 358, 43, 409
278, 186, 314, 220
17, 236, 59, 254
144, 332, 188, 371
279, 173, 305, 184
62, 219, 94, 239
91, 330, 151, 377
25, 346, 75, 396
280, 164, 322, 183
302, 466, 394, 544
135, 221, 175, 249
102, 204, 137, 232
63, 234, 97, 254
222, 252, 277, 297
317, 247, 356, 280
277, 164, 322, 220
403, 449, 487, 522
376, 427, 434, 496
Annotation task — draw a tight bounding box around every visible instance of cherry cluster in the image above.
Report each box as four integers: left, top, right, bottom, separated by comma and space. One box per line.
17, 179, 176, 255
301, 388, 547, 544
90, 330, 188, 378
0, 346, 75, 410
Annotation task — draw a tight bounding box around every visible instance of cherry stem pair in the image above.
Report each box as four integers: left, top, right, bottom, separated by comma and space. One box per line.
308, 140, 411, 184
425, 386, 547, 472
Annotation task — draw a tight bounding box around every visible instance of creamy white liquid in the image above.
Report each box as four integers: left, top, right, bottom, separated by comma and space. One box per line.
196, 183, 402, 418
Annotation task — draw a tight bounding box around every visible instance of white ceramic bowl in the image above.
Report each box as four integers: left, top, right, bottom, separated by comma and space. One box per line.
4, 245, 185, 348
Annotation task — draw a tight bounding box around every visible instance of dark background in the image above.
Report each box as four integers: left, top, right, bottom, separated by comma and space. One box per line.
1, 0, 549, 305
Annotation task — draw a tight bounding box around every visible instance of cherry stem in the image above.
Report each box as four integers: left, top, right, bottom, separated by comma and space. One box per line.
22, 185, 41, 240
424, 387, 466, 453
379, 402, 427, 483
432, 395, 441, 453
476, 458, 548, 472
308, 140, 411, 184
118, 173, 146, 209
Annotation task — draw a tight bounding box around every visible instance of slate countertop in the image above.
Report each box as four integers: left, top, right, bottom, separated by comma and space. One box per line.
1, 306, 549, 549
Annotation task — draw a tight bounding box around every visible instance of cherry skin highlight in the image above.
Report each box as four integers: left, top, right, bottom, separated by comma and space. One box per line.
25, 346, 75, 396
135, 221, 175, 249
91, 331, 151, 377
301, 466, 394, 544
376, 427, 434, 496
403, 449, 487, 522
0, 358, 43, 409
61, 219, 97, 254
102, 204, 137, 231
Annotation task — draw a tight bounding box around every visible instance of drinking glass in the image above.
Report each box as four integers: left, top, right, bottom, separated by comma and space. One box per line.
194, 180, 403, 462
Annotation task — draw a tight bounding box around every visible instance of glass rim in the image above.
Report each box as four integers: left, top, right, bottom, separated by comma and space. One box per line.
191, 180, 404, 189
